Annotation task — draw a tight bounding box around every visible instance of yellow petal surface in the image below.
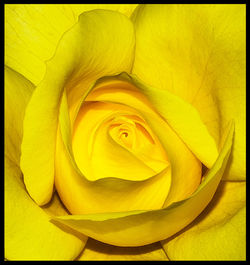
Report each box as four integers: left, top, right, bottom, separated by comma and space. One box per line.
72, 101, 169, 181
86, 74, 209, 204
41, 191, 71, 217
71, 4, 138, 18
5, 157, 86, 261
55, 74, 201, 214
20, 9, 135, 205
130, 74, 218, 169
161, 181, 246, 260
216, 86, 246, 181
4, 67, 86, 260
4, 66, 34, 165
5, 4, 137, 85
52, 121, 234, 247
78, 238, 168, 260
131, 4, 246, 180
55, 90, 172, 214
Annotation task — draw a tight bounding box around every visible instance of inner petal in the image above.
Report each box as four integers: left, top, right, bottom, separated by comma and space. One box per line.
72, 101, 169, 182
109, 121, 135, 149
109, 116, 168, 173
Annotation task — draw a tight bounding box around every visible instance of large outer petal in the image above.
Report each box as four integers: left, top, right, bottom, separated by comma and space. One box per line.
131, 4, 246, 181
4, 66, 34, 165
78, 238, 168, 260
5, 158, 86, 261
20, 9, 135, 205
161, 181, 246, 260
52, 121, 234, 247
5, 4, 137, 85
4, 67, 86, 260
127, 74, 218, 169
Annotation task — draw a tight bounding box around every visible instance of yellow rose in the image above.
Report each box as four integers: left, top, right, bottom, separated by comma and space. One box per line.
5, 4, 246, 260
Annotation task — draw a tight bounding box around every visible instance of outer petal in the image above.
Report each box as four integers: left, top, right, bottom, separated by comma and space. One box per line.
52, 121, 234, 246
20, 9, 135, 205
78, 238, 168, 260
5, 4, 137, 85
41, 191, 71, 217
4, 66, 34, 165
131, 4, 246, 180
4, 67, 86, 260
161, 181, 246, 260
70, 4, 138, 18
5, 157, 86, 261
128, 74, 218, 169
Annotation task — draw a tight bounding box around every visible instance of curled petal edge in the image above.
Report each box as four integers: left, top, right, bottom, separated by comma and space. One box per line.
52, 121, 234, 246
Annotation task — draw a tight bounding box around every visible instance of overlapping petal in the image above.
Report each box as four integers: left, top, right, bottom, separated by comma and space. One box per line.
55, 90, 172, 214
5, 157, 86, 260
78, 238, 168, 260
52, 120, 234, 247
5, 4, 245, 261
86, 73, 218, 204
131, 4, 246, 180
5, 4, 137, 85
72, 101, 169, 181
20, 9, 135, 205
54, 72, 205, 214
4, 67, 86, 260
161, 181, 246, 260
4, 66, 34, 165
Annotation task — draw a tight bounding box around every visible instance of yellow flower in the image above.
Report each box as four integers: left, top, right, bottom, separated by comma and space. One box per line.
5, 4, 246, 261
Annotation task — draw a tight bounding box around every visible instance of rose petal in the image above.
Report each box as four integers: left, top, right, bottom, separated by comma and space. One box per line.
5, 157, 86, 261
130, 74, 218, 169
131, 4, 245, 181
71, 4, 138, 19
20, 9, 135, 205
55, 90, 172, 214
72, 101, 167, 181
52, 120, 234, 246
5, 4, 137, 85
161, 181, 246, 260
85, 74, 207, 204
4, 67, 86, 260
4, 66, 34, 165
78, 238, 168, 260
